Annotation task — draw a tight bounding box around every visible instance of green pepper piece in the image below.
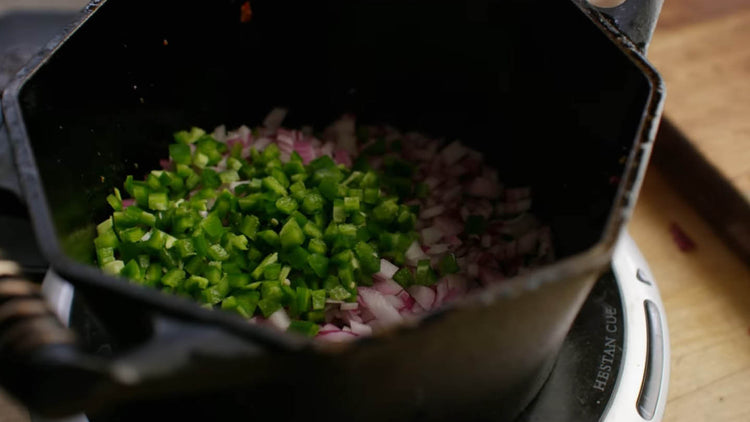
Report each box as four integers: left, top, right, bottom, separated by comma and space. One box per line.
283, 246, 310, 271
303, 220, 323, 239
174, 127, 205, 144
238, 215, 260, 240
200, 212, 224, 239
258, 298, 282, 318
308, 238, 327, 255
96, 247, 115, 265
174, 238, 196, 259
307, 253, 329, 278
275, 196, 298, 215
301, 192, 324, 215
415, 259, 437, 286
311, 289, 326, 310
262, 176, 288, 196
207, 244, 230, 261
354, 241, 380, 275
169, 143, 192, 165
332, 199, 346, 223
318, 178, 340, 201
372, 200, 399, 224
344, 196, 360, 213
287, 320, 319, 337
465, 215, 487, 235
145, 263, 163, 284
328, 285, 352, 301
258, 230, 280, 249
279, 219, 305, 249
201, 286, 225, 306
106, 188, 123, 211
295, 287, 312, 314
185, 275, 209, 291
234, 292, 261, 317
102, 260, 125, 275
262, 263, 282, 280
119, 227, 145, 243
162, 269, 186, 288
393, 267, 414, 287
438, 253, 460, 275
120, 259, 142, 281
251, 252, 279, 280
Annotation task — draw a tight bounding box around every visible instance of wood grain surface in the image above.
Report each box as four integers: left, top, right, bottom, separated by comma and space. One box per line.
633, 1, 750, 419
630, 169, 750, 422
648, 4, 750, 200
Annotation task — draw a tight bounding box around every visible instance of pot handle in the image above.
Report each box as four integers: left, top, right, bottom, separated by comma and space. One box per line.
0, 259, 273, 417
0, 114, 22, 199
587, 0, 664, 53
0, 259, 108, 416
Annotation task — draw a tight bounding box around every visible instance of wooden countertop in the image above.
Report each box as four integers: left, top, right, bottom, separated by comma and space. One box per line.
648, 0, 750, 200
630, 170, 750, 422
632, 0, 750, 420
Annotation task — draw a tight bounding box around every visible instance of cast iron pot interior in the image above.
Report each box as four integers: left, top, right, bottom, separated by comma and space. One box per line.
1, 0, 661, 420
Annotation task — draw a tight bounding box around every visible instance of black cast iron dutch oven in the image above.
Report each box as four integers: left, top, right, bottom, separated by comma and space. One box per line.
0, 0, 664, 420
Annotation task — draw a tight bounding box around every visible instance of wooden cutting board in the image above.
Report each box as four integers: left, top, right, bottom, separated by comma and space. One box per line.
630, 1, 750, 421
648, 1, 750, 200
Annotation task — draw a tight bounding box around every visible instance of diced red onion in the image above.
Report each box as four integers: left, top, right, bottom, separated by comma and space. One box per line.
495, 199, 532, 215
372, 277, 404, 296
358, 287, 403, 326
447, 163, 470, 177
319, 141, 335, 158
505, 187, 531, 201
440, 140, 469, 166
434, 216, 463, 237
267, 309, 291, 331
467, 177, 501, 199
492, 240, 517, 260
442, 186, 462, 202
398, 290, 415, 311
122, 198, 135, 209
421, 226, 444, 245
329, 115, 357, 154
349, 320, 372, 336
405, 241, 429, 266
426, 243, 450, 255
293, 140, 316, 164
445, 235, 462, 247
212, 125, 228, 143
319, 323, 340, 333
340, 302, 359, 311
334, 149, 352, 167
420, 205, 445, 220
253, 137, 272, 152
407, 285, 436, 310
347, 311, 363, 323
517, 230, 540, 255
159, 159, 172, 170
263, 107, 288, 132
376, 259, 399, 280
318, 330, 358, 342
424, 177, 442, 190
384, 294, 406, 310
481, 234, 492, 248
478, 266, 505, 286
468, 263, 479, 278
434, 274, 469, 306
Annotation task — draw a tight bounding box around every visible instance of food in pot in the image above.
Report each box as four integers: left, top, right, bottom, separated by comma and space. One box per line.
93, 109, 554, 340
